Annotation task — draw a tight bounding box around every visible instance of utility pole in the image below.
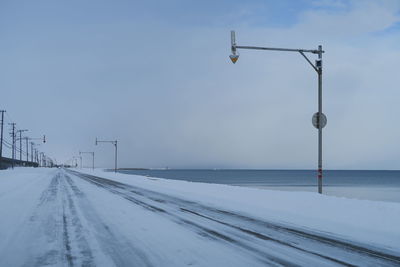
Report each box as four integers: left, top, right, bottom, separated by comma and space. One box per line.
9, 123, 16, 169
229, 31, 326, 194
25, 136, 29, 162
25, 136, 45, 166
95, 138, 118, 173
30, 142, 34, 163
17, 129, 28, 162
40, 152, 45, 167
0, 110, 5, 169
80, 151, 95, 170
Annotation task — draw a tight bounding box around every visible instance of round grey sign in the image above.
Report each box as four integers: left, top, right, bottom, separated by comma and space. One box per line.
312, 112, 327, 129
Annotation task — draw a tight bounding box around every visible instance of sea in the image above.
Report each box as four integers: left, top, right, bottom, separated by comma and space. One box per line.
117, 169, 400, 203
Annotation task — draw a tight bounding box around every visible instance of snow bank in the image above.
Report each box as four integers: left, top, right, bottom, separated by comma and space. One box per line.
76, 168, 400, 252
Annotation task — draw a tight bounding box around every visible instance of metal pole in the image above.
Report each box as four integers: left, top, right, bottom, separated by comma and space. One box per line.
114, 141, 118, 173
0, 110, 5, 169
92, 152, 95, 170
317, 45, 323, 194
230, 31, 326, 194
95, 139, 118, 172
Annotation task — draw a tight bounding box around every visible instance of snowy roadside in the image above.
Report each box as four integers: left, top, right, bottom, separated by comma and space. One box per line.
76, 168, 400, 253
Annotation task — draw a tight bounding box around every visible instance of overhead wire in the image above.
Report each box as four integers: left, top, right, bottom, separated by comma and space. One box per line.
0, 109, 44, 164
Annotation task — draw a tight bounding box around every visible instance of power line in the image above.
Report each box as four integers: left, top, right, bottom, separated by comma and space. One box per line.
0, 108, 50, 168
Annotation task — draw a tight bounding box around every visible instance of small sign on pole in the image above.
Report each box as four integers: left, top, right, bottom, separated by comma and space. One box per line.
229, 54, 239, 63
312, 112, 327, 129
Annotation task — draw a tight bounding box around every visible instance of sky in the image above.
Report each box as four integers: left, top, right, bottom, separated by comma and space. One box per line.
1, 0, 400, 169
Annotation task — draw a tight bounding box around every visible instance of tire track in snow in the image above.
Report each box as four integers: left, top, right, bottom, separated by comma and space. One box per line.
70, 172, 319, 266
62, 204, 73, 267
68, 171, 295, 266
63, 172, 154, 267
22, 172, 95, 266
28, 173, 62, 267
68, 170, 400, 267
60, 174, 95, 266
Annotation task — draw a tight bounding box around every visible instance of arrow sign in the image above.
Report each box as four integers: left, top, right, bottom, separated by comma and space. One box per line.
229, 54, 239, 64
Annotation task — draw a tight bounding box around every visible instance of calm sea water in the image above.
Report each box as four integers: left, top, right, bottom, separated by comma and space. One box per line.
118, 169, 400, 203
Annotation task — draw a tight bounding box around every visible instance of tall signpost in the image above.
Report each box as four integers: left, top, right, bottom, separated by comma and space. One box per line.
229, 31, 326, 194
95, 138, 118, 173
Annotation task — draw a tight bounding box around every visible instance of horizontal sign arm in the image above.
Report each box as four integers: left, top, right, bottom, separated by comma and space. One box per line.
235, 45, 323, 54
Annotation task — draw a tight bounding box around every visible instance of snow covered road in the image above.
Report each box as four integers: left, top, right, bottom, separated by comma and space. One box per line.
0, 168, 399, 266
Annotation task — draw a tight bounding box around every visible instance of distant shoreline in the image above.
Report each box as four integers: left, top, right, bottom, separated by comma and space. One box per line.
117, 168, 400, 172
118, 168, 150, 170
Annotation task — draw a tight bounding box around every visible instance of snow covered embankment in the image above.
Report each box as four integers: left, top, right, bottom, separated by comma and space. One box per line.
78, 168, 400, 253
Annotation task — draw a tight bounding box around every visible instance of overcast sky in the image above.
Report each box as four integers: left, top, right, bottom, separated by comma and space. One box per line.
1, 0, 400, 169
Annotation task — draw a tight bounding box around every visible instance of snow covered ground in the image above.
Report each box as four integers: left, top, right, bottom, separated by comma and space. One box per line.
0, 168, 399, 266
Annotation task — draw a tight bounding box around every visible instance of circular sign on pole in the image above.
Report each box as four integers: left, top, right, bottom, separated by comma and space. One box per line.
312, 112, 327, 129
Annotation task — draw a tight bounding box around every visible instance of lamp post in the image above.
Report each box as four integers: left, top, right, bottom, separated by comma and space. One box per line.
95, 138, 118, 173
229, 30, 327, 194
79, 151, 95, 170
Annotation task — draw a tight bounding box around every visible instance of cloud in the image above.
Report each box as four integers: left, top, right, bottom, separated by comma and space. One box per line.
2, 0, 400, 169
299, 0, 400, 38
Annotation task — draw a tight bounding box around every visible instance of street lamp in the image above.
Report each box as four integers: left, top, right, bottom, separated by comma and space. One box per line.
79, 151, 95, 170
95, 138, 118, 173
230, 30, 327, 194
